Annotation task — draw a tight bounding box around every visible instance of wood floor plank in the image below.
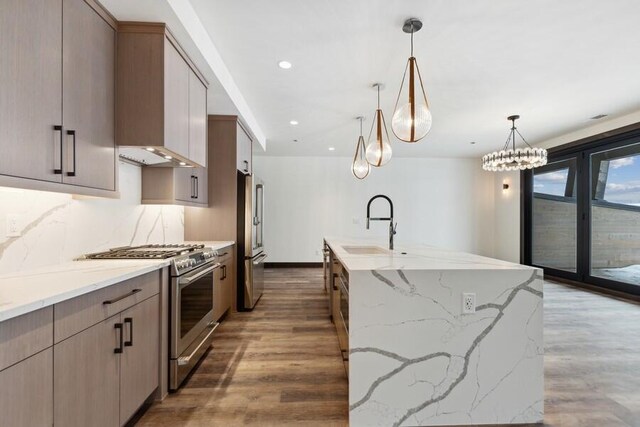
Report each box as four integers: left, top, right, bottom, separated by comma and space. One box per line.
135, 269, 640, 427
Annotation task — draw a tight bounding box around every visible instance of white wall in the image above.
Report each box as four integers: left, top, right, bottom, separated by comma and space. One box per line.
253, 156, 495, 263
491, 109, 640, 262
0, 161, 184, 274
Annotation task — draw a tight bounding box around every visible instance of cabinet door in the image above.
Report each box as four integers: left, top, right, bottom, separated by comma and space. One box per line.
0, 0, 62, 183
62, 0, 116, 190
189, 71, 207, 167
237, 124, 252, 174
0, 348, 53, 427
213, 261, 232, 320
164, 40, 190, 159
120, 296, 160, 424
54, 315, 120, 427
195, 167, 208, 205
174, 167, 196, 203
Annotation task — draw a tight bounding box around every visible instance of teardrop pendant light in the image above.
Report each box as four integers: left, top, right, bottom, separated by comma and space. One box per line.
392, 18, 432, 143
352, 116, 370, 179
365, 83, 393, 167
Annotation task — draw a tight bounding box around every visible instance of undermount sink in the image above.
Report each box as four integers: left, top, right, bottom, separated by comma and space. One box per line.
342, 245, 388, 255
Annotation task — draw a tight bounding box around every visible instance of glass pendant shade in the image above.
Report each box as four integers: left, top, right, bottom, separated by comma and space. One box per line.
365, 108, 393, 167
392, 57, 432, 142
482, 115, 548, 172
352, 135, 370, 179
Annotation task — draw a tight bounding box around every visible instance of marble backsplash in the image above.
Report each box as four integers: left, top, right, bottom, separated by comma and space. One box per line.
0, 161, 184, 274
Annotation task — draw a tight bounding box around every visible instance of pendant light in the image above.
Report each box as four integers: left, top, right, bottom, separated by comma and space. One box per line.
352, 116, 370, 179
365, 83, 393, 167
392, 18, 432, 143
482, 115, 548, 172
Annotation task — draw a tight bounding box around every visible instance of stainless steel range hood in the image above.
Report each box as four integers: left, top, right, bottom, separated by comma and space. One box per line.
118, 147, 194, 167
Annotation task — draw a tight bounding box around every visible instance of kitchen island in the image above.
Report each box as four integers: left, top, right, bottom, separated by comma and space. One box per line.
324, 237, 543, 427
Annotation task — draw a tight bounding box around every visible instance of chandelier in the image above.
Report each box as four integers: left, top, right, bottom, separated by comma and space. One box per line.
482, 115, 547, 172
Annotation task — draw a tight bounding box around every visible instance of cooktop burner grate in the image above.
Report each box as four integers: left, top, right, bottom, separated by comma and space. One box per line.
83, 244, 205, 260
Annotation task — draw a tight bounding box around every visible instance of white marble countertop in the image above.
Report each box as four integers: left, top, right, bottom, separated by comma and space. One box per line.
0, 240, 235, 322
324, 236, 533, 271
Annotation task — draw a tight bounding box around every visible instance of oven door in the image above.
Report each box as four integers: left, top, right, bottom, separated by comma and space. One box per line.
171, 262, 219, 358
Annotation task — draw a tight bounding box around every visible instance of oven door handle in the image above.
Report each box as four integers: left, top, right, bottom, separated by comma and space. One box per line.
253, 253, 268, 265
177, 321, 219, 366
180, 263, 221, 286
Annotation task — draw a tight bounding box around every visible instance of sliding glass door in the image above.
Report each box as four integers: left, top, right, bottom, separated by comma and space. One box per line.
589, 142, 640, 287
524, 130, 640, 295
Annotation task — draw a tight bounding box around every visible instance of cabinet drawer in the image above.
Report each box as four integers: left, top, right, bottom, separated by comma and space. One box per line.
54, 271, 160, 343
217, 246, 233, 263
0, 307, 53, 371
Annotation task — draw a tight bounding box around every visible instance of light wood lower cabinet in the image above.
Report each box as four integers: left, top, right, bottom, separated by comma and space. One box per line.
120, 295, 160, 424
213, 248, 234, 321
54, 293, 160, 426
54, 314, 121, 427
0, 348, 53, 427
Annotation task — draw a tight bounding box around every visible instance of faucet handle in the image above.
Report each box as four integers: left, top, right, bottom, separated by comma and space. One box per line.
392, 222, 397, 235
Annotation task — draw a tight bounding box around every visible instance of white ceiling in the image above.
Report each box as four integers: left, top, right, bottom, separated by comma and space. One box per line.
187, 0, 640, 158
102, 0, 640, 158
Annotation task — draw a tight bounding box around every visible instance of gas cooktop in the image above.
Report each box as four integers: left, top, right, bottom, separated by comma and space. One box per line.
82, 244, 206, 260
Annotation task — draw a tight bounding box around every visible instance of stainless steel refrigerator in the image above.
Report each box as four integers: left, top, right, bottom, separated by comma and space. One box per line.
237, 173, 267, 310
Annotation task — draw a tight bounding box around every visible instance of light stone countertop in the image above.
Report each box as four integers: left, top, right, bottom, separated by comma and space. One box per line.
324, 236, 533, 271
0, 240, 235, 322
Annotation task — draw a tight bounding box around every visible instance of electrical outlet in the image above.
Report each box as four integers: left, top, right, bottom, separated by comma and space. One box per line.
462, 293, 476, 314
6, 214, 20, 237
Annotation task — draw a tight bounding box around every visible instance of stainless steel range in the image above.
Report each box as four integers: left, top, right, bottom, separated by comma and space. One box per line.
83, 243, 221, 390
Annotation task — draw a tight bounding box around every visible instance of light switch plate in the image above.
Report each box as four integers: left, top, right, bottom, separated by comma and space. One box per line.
6, 214, 20, 237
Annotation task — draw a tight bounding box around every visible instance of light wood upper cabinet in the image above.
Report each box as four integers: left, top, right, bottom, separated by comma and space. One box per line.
62, 0, 116, 191
0, 0, 117, 196
164, 40, 190, 160
237, 123, 253, 174
142, 166, 208, 207
117, 23, 208, 167
189, 71, 208, 167
0, 0, 63, 183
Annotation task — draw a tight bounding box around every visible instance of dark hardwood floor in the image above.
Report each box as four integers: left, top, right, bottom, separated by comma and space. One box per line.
136, 268, 640, 426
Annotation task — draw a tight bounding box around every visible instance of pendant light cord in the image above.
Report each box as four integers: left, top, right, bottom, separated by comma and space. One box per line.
377, 85, 380, 109
359, 117, 363, 136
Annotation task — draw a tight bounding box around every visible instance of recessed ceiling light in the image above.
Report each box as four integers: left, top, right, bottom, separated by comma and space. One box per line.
590, 114, 608, 120
292, 139, 299, 143
145, 147, 155, 152
179, 162, 186, 166
470, 141, 476, 145
278, 60, 292, 69
328, 147, 336, 151
164, 155, 172, 160
289, 120, 298, 125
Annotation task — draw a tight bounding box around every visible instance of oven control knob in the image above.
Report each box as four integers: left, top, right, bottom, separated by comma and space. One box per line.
189, 259, 196, 267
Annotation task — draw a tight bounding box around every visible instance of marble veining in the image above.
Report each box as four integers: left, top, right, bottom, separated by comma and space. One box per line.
0, 161, 184, 274
336, 236, 544, 427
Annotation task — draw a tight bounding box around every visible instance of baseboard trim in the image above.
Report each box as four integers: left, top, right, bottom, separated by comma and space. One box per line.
265, 262, 323, 269
546, 275, 640, 304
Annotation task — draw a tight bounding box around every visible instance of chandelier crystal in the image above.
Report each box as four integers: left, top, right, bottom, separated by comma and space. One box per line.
352, 117, 370, 179
482, 115, 547, 172
392, 18, 432, 143
365, 83, 393, 167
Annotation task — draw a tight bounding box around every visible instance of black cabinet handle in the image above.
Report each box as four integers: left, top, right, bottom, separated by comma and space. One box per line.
66, 130, 76, 177
221, 265, 226, 280
114, 323, 124, 354
191, 175, 196, 198
195, 176, 199, 199
103, 288, 141, 305
124, 317, 133, 347
53, 125, 63, 174
243, 160, 249, 173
